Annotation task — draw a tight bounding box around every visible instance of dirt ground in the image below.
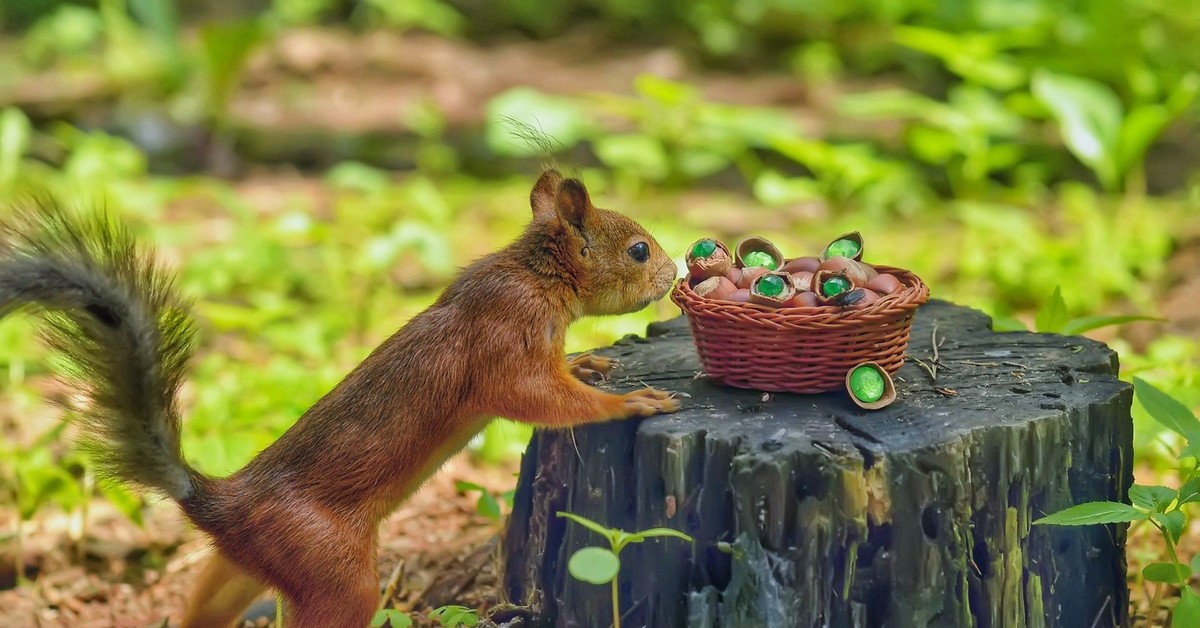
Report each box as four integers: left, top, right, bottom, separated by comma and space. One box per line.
0, 453, 517, 628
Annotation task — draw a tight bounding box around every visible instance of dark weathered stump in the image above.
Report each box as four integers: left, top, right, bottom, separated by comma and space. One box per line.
502, 300, 1133, 628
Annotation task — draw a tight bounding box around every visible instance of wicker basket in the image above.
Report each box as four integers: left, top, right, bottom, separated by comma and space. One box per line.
671, 265, 930, 394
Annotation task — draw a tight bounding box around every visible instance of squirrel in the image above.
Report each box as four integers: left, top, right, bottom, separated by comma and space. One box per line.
0, 169, 681, 628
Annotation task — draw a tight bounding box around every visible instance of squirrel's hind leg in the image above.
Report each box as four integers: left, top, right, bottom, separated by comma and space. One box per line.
242, 501, 380, 628
181, 551, 267, 628
282, 565, 378, 628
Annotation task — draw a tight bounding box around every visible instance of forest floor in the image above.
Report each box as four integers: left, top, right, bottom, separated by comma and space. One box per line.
0, 453, 517, 628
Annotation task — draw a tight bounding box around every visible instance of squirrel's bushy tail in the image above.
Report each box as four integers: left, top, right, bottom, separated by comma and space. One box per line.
0, 199, 200, 501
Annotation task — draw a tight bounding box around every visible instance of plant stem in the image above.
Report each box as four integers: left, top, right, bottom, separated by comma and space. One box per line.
1161, 520, 1189, 587
611, 576, 621, 628
14, 516, 24, 587
76, 473, 93, 563
276, 592, 283, 627
1148, 582, 1163, 626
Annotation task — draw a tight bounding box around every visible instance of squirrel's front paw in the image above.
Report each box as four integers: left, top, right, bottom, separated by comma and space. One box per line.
620, 388, 681, 418
569, 353, 616, 385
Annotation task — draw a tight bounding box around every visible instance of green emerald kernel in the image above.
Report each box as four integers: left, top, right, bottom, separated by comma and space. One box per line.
849, 366, 886, 403
691, 239, 718, 259
742, 251, 778, 270
825, 238, 861, 259
821, 275, 852, 297
754, 274, 786, 298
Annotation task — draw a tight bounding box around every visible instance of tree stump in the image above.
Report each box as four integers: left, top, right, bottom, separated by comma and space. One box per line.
502, 300, 1133, 628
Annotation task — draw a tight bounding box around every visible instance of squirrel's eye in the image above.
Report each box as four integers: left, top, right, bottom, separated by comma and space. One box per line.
628, 241, 650, 263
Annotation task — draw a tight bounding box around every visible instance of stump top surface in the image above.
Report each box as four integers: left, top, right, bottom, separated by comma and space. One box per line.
595, 300, 1127, 457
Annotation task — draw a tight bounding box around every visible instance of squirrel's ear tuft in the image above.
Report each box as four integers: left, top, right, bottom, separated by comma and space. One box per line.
555, 178, 591, 230
530, 169, 564, 219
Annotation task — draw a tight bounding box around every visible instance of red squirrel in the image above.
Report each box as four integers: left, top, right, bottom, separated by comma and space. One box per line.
0, 170, 681, 627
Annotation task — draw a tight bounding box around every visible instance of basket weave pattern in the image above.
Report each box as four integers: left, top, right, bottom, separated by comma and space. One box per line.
671, 265, 930, 394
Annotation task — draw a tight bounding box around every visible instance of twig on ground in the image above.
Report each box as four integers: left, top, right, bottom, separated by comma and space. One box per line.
379, 559, 405, 608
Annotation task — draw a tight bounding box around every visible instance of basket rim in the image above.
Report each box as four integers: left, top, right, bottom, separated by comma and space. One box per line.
672, 264, 930, 326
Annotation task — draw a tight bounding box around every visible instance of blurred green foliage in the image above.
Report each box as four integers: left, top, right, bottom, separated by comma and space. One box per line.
0, 3, 1197, 603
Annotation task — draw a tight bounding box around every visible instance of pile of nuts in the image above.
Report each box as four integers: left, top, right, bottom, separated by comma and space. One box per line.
685, 232, 907, 310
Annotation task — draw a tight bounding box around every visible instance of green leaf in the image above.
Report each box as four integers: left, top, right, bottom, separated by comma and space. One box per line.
1033, 501, 1148, 526
991, 315, 1029, 332
0, 106, 32, 188
1130, 485, 1177, 512
1034, 286, 1068, 334
1060, 315, 1163, 336
610, 529, 636, 551
448, 608, 479, 627
199, 20, 265, 118
1031, 70, 1123, 190
906, 126, 959, 164
752, 170, 821, 207
95, 480, 145, 527
634, 74, 697, 106
836, 89, 939, 119
128, 0, 179, 50
557, 511, 617, 540
476, 493, 501, 521
1174, 590, 1200, 628
1190, 553, 1200, 576
1143, 561, 1190, 584
325, 161, 391, 194
429, 605, 477, 626
1166, 73, 1200, 114
364, 0, 464, 35
1134, 377, 1200, 444
1153, 510, 1187, 543
17, 466, 82, 520
674, 149, 731, 179
893, 27, 1023, 89
626, 527, 694, 544
567, 546, 621, 585
1117, 105, 1171, 175
371, 608, 413, 628
1181, 477, 1200, 506
593, 134, 670, 181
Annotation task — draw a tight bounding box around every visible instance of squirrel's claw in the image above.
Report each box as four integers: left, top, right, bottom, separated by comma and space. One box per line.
568, 353, 617, 385
620, 388, 681, 418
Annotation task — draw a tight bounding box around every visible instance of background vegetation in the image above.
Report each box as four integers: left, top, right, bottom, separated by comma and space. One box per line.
0, 0, 1198, 623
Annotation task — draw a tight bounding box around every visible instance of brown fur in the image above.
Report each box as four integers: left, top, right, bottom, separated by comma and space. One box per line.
170, 170, 680, 626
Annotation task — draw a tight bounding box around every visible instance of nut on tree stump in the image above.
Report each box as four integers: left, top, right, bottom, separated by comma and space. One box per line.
502, 300, 1133, 628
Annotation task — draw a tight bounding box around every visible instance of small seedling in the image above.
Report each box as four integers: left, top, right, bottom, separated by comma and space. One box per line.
370, 608, 414, 627
557, 511, 693, 628
428, 605, 479, 627
993, 286, 1162, 335
455, 480, 514, 522
1034, 378, 1200, 627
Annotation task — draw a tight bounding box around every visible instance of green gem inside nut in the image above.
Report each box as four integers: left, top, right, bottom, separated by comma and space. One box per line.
826, 239, 861, 260
754, 274, 785, 297
849, 365, 885, 403
821, 276, 852, 297
742, 251, 778, 270
691, 239, 718, 259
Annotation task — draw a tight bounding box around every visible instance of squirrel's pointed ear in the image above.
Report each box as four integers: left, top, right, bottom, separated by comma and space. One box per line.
554, 178, 591, 230
530, 169, 564, 220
